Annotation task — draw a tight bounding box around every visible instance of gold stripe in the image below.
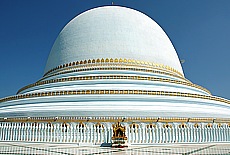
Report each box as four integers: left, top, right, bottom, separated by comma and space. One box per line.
43, 58, 184, 77
40, 63, 189, 83
17, 75, 210, 94
1, 117, 230, 124
1, 89, 229, 104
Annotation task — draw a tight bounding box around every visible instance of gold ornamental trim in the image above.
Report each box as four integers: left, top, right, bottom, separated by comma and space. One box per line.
17, 75, 210, 95
40, 64, 189, 84
163, 123, 172, 128
1, 117, 230, 124
43, 58, 184, 77
178, 123, 187, 128
1, 89, 229, 104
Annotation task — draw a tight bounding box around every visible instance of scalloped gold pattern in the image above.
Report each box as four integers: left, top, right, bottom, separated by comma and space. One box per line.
40, 63, 189, 84
44, 58, 183, 77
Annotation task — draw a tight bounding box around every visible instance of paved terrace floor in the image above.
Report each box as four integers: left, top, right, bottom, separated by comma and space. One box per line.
0, 142, 230, 155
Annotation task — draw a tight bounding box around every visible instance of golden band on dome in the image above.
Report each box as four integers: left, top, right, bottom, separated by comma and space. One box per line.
43, 58, 184, 77
2, 89, 229, 104
40, 63, 189, 84
17, 75, 210, 95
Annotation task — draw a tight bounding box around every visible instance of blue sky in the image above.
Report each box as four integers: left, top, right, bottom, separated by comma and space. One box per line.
0, 0, 230, 99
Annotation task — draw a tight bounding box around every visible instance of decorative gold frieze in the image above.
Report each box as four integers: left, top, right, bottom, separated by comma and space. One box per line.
1, 116, 230, 125
1, 89, 230, 105
43, 58, 184, 78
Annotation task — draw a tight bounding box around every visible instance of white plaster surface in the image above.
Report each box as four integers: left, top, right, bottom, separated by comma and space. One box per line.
1, 95, 230, 118
44, 6, 183, 75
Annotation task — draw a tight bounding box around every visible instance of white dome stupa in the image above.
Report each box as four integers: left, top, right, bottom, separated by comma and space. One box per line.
44, 6, 183, 75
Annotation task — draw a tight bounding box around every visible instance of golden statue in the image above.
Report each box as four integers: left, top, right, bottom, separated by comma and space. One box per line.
111, 122, 128, 147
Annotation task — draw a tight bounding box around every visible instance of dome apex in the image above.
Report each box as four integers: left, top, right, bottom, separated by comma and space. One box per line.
44, 6, 183, 75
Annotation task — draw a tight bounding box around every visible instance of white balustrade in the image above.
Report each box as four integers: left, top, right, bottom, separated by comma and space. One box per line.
0, 122, 230, 144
